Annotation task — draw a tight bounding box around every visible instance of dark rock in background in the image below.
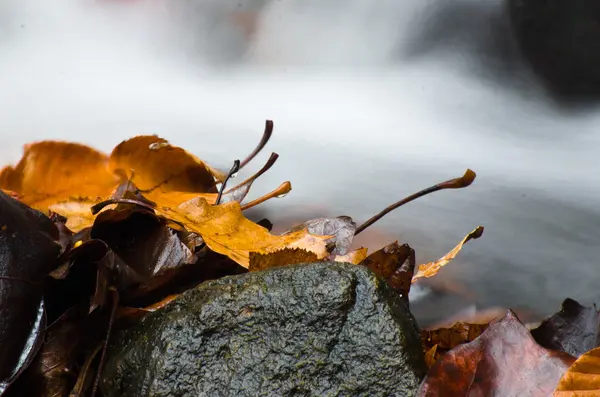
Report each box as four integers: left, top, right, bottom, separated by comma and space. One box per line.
509, 0, 600, 100
101, 262, 426, 397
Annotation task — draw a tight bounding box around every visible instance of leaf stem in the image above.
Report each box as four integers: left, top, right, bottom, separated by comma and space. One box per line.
355, 169, 476, 235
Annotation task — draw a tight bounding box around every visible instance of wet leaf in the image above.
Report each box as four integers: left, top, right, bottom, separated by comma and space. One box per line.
90, 208, 195, 278
554, 346, 600, 396
418, 311, 576, 396
0, 191, 61, 393
249, 248, 320, 272
531, 298, 600, 358
412, 226, 484, 283
358, 241, 415, 304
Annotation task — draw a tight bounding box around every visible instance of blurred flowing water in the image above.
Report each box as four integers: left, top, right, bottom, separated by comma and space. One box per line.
1, 0, 600, 322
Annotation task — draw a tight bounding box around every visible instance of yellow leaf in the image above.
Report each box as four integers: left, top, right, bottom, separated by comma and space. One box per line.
554, 347, 600, 396
425, 345, 438, 368
334, 247, 368, 265
412, 226, 484, 283
161, 197, 332, 268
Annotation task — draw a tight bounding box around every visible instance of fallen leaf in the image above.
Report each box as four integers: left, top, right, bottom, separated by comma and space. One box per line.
334, 247, 368, 265
249, 248, 319, 272
420, 321, 489, 368
0, 191, 61, 393
161, 197, 332, 268
412, 226, 484, 283
418, 310, 576, 396
108, 135, 221, 193
358, 241, 415, 304
554, 346, 600, 396
531, 298, 600, 358
421, 322, 489, 350
90, 207, 195, 278
0, 141, 117, 212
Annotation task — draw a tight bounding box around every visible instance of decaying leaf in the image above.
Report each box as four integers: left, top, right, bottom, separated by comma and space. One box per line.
249, 248, 319, 272
358, 241, 415, 304
0, 191, 61, 393
420, 321, 489, 368
554, 346, 600, 396
418, 311, 576, 396
531, 298, 600, 359
412, 226, 484, 283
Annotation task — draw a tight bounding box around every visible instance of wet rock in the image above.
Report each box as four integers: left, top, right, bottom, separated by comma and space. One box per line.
101, 262, 426, 397
508, 0, 600, 99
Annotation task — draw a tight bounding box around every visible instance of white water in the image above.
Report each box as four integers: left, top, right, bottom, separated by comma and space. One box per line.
1, 0, 600, 320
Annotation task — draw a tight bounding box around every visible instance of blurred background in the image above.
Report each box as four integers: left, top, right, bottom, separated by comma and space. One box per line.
1, 0, 599, 325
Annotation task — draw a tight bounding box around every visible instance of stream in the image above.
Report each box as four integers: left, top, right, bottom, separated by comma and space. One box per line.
1, 0, 600, 324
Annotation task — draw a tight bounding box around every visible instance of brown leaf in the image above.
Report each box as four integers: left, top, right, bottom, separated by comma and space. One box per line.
418, 310, 576, 396
0, 191, 61, 392
554, 346, 600, 396
412, 226, 484, 283
421, 322, 489, 351
249, 248, 319, 272
531, 298, 600, 358
358, 241, 415, 304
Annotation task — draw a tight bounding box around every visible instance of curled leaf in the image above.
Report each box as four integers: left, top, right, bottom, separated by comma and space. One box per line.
412, 226, 484, 283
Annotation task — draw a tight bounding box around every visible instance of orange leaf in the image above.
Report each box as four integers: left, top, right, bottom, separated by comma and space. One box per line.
412, 226, 484, 283
424, 345, 438, 369
0, 141, 117, 212
108, 135, 222, 193
554, 347, 600, 396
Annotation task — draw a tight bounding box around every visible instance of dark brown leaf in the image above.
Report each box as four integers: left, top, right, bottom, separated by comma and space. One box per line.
531, 298, 600, 358
418, 310, 576, 396
0, 191, 61, 393
358, 241, 415, 304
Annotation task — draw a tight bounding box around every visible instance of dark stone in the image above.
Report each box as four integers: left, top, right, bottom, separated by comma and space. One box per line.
508, 0, 600, 99
101, 262, 426, 397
